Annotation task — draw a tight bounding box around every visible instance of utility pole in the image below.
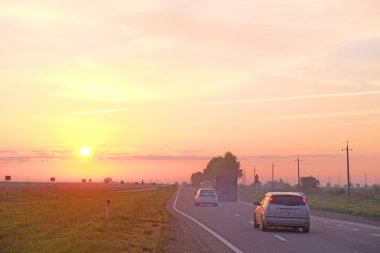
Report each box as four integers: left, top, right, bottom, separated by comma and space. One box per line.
294, 155, 302, 188
365, 172, 368, 188
242, 169, 246, 191
271, 163, 275, 191
342, 141, 352, 202
254, 167, 257, 196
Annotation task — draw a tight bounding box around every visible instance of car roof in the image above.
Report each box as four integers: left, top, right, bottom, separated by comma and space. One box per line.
266, 192, 305, 197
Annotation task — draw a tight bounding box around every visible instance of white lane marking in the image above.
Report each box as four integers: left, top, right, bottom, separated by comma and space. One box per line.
372, 234, 380, 237
337, 225, 343, 227
235, 214, 240, 217
173, 190, 244, 253
324, 221, 330, 224
274, 235, 287, 241
353, 229, 359, 231
311, 215, 380, 230
249, 221, 254, 224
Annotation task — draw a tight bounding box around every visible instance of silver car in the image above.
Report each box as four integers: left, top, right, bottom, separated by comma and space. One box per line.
253, 192, 310, 233
195, 188, 218, 206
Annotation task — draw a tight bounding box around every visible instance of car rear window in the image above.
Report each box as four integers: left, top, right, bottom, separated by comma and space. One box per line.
271, 195, 305, 206
200, 190, 216, 195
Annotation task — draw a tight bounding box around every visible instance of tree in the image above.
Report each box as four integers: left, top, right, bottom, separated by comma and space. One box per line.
373, 184, 380, 194
191, 172, 204, 187
203, 156, 223, 182
300, 176, 320, 189
254, 174, 260, 184
191, 151, 242, 188
219, 152, 243, 178
203, 152, 242, 177
104, 177, 113, 183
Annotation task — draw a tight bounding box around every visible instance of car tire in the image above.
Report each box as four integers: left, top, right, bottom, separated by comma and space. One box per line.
259, 216, 267, 231
303, 227, 310, 233
214, 203, 218, 207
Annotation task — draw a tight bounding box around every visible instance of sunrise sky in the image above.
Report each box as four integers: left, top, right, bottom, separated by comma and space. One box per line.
1, 0, 379, 184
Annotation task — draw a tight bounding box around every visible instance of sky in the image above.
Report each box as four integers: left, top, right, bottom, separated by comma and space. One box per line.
1, 0, 380, 185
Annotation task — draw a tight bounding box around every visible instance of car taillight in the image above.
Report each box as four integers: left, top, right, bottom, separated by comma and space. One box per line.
269, 196, 274, 204
302, 197, 307, 205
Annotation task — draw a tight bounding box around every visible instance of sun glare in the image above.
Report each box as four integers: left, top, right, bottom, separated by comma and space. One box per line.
79, 147, 91, 157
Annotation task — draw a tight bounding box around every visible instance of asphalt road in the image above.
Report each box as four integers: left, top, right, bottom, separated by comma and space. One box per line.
166, 187, 380, 253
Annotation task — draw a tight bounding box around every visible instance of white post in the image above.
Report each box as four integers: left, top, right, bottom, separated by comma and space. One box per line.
106, 200, 110, 221
5, 176, 11, 197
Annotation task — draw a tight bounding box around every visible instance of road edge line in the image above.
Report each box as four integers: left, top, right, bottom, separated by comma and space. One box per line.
173, 189, 244, 253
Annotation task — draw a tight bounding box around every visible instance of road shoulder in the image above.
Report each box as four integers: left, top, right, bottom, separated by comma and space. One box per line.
165, 190, 213, 253
165, 218, 213, 253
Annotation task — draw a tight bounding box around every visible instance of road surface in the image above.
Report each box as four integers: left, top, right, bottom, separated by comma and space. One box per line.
166, 187, 380, 253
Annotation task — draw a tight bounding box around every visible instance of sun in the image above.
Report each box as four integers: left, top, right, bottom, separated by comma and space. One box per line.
79, 147, 91, 157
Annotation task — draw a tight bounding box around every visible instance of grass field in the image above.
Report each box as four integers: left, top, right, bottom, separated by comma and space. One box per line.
0, 183, 175, 253
238, 186, 380, 220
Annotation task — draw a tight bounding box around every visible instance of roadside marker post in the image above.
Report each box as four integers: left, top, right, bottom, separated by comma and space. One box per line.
106, 200, 110, 221
50, 177, 55, 195
5, 175, 11, 197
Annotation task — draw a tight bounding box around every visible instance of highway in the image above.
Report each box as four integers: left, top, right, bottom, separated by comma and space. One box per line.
166, 187, 380, 253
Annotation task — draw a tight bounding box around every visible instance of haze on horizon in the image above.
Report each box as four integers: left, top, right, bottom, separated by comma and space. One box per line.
1, 0, 380, 185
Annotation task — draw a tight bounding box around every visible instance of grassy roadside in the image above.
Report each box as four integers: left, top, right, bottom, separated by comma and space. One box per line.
0, 184, 176, 253
238, 186, 380, 220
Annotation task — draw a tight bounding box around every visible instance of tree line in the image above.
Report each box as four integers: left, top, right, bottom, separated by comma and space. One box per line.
191, 151, 322, 190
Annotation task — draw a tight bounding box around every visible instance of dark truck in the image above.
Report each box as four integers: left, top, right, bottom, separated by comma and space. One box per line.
215, 175, 237, 201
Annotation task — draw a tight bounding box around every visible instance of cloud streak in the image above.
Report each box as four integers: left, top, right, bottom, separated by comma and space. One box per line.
65, 108, 137, 115
178, 90, 380, 106
25, 107, 137, 119
0, 149, 341, 163
0, 149, 212, 163
275, 109, 380, 120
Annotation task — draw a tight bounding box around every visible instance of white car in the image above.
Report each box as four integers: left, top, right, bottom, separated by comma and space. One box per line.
254, 192, 310, 233
195, 188, 218, 206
